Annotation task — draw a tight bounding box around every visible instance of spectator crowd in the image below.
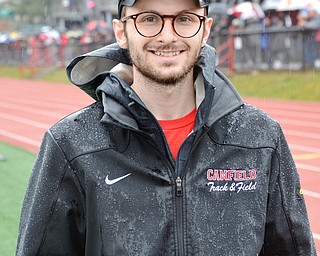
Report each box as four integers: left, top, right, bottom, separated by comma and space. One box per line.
0, 1, 319, 70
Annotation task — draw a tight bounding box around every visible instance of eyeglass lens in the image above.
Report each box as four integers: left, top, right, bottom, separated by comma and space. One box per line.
134, 12, 204, 38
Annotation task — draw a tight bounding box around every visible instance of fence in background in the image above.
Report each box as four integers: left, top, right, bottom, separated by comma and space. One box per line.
0, 27, 319, 75
210, 27, 320, 71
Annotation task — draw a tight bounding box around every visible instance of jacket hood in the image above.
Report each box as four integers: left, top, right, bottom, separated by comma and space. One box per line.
66, 43, 244, 126
66, 43, 219, 100
66, 43, 130, 100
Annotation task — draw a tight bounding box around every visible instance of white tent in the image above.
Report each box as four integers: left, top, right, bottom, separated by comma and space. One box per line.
227, 2, 265, 20
262, 0, 320, 12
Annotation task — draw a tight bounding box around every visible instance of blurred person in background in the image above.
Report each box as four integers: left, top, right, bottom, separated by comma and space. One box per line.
298, 8, 320, 68
16, 0, 317, 255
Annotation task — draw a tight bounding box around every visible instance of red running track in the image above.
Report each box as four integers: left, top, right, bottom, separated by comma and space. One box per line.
1, 78, 319, 253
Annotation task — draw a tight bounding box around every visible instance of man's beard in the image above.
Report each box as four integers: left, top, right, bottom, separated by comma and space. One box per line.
127, 43, 201, 86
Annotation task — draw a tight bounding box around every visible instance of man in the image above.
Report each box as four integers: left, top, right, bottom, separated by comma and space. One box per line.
16, 0, 317, 255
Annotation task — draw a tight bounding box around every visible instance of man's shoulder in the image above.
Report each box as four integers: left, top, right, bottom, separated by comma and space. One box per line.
47, 102, 115, 158
51, 102, 104, 132
234, 103, 280, 133
210, 103, 281, 149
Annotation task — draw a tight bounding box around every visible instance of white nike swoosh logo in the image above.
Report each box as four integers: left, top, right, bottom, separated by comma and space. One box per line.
105, 173, 131, 185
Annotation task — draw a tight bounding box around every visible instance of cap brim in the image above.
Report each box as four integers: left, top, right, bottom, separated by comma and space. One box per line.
118, 0, 136, 18
120, 0, 136, 6
199, 0, 209, 8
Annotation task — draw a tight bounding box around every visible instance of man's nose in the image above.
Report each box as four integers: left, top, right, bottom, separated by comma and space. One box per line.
157, 18, 178, 40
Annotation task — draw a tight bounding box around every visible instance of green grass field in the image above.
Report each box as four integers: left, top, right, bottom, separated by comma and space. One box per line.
0, 66, 319, 255
229, 70, 320, 102
0, 142, 35, 256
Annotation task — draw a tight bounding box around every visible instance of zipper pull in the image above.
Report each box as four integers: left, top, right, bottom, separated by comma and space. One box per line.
176, 177, 183, 197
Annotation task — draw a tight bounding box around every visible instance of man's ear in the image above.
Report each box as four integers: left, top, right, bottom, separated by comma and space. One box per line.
113, 19, 128, 49
201, 17, 214, 47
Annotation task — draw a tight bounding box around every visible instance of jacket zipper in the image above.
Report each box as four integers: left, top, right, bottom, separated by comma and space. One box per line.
137, 131, 185, 255
175, 176, 184, 256
176, 177, 182, 197
174, 131, 196, 255
172, 105, 245, 255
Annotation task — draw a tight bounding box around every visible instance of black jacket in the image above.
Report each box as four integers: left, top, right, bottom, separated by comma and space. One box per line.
16, 43, 317, 255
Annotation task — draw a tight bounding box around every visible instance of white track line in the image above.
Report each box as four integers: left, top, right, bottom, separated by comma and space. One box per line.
313, 233, 320, 241
0, 102, 65, 118
277, 118, 320, 129
284, 130, 320, 140
303, 190, 320, 199
266, 110, 320, 120
297, 163, 320, 173
0, 113, 50, 129
290, 144, 320, 154
0, 129, 40, 146
0, 95, 92, 110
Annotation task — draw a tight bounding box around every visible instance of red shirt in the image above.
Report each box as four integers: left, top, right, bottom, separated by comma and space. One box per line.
159, 108, 196, 160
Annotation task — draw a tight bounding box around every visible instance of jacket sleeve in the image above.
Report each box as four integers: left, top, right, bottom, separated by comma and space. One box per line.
16, 131, 85, 256
261, 126, 317, 255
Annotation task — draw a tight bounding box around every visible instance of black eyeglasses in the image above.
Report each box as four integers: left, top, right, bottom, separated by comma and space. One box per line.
121, 11, 206, 38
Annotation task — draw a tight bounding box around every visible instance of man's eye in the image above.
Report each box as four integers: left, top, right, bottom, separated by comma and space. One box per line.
141, 15, 160, 23
178, 16, 192, 23
145, 17, 156, 22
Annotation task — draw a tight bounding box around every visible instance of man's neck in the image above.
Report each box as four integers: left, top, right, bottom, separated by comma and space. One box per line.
131, 72, 196, 120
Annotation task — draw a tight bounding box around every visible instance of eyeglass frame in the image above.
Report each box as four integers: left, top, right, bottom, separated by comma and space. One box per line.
121, 11, 207, 38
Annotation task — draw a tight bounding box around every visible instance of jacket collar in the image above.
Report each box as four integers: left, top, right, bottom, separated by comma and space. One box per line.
66, 43, 244, 128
